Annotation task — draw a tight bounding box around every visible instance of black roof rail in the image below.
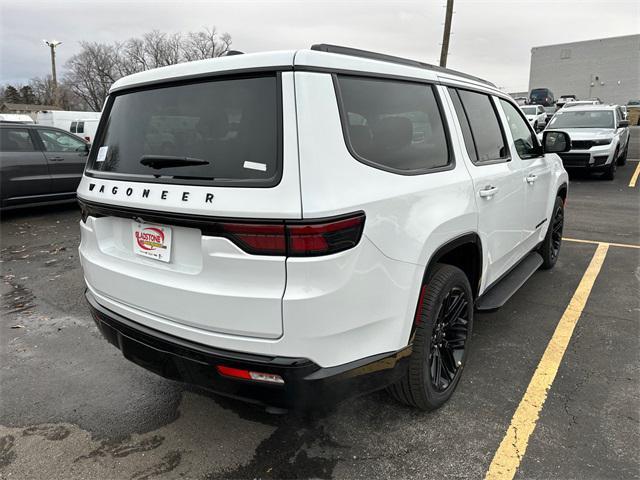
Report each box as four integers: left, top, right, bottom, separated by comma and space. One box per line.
225, 50, 244, 56
310, 43, 496, 87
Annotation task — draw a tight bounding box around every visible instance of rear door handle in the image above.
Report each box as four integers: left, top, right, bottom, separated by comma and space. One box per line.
479, 186, 499, 198
526, 174, 537, 184
49, 156, 64, 162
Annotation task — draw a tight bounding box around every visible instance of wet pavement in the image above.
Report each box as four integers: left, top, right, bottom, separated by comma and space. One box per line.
1, 129, 638, 479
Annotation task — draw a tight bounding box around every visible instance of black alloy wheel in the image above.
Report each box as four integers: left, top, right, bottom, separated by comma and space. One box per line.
540, 196, 564, 270
429, 287, 469, 392
387, 264, 473, 410
550, 202, 564, 263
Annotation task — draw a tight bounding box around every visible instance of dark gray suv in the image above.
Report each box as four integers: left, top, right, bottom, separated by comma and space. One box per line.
1, 122, 89, 210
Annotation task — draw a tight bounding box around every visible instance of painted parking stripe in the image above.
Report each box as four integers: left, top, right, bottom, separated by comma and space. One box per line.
564, 237, 640, 249
629, 160, 640, 188
485, 243, 609, 480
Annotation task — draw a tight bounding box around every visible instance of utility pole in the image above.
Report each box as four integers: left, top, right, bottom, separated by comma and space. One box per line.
439, 0, 454, 68
44, 40, 62, 105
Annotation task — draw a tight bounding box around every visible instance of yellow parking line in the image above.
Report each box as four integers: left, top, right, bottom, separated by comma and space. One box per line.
485, 243, 609, 480
563, 237, 640, 249
630, 161, 640, 188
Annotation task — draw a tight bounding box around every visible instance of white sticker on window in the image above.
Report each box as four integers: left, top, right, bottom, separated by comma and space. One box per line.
243, 161, 267, 172
96, 146, 108, 162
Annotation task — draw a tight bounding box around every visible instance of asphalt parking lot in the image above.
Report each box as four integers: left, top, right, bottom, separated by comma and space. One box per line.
1, 129, 639, 480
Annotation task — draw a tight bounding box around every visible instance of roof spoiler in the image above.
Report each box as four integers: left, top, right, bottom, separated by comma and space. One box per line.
310, 43, 496, 88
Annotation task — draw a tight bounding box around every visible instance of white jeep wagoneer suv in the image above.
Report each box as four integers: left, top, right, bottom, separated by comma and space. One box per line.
78, 45, 570, 411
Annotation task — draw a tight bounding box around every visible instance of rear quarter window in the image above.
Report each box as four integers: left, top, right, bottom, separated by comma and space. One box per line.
87, 74, 282, 187
335, 75, 451, 174
0, 128, 37, 152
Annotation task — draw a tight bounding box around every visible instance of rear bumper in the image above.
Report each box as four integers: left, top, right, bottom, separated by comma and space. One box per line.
86, 290, 411, 410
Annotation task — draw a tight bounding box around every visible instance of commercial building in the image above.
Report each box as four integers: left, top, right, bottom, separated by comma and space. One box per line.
528, 34, 639, 105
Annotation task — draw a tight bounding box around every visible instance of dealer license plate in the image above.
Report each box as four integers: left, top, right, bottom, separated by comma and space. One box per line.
132, 222, 172, 262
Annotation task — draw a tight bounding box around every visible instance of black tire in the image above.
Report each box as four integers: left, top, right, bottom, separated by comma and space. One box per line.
539, 196, 564, 270
603, 154, 617, 180
617, 142, 628, 166
388, 264, 473, 410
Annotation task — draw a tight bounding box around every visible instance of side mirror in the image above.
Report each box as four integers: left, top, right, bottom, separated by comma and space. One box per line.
82, 143, 91, 156
618, 120, 629, 128
543, 130, 571, 153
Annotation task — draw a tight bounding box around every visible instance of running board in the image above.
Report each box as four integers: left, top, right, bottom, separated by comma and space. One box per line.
475, 252, 543, 311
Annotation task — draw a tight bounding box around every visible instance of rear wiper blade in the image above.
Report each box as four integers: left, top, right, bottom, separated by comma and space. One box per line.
140, 155, 209, 169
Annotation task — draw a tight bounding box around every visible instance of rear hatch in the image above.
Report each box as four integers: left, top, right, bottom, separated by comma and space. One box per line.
78, 57, 300, 339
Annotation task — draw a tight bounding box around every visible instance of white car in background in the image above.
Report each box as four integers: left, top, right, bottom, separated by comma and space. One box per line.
521, 104, 547, 130
0, 114, 35, 123
556, 95, 577, 108
546, 104, 630, 179
561, 100, 600, 109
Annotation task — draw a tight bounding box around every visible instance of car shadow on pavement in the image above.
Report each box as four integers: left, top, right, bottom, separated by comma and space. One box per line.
1, 202, 79, 222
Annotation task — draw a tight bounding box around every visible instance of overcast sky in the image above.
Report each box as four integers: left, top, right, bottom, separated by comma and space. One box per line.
1, 0, 638, 92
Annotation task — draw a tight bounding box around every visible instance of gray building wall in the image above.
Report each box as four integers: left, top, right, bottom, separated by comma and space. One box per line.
529, 35, 640, 105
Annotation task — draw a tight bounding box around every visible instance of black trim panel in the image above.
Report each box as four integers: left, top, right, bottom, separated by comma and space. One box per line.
86, 290, 411, 409
77, 198, 365, 257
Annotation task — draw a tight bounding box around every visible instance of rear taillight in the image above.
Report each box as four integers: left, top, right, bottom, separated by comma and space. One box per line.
220, 223, 286, 255
287, 215, 365, 256
216, 365, 285, 384
220, 212, 365, 257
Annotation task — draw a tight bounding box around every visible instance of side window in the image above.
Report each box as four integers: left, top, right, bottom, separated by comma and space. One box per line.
0, 128, 37, 152
499, 99, 540, 159
37, 129, 86, 152
70, 122, 77, 133
448, 87, 478, 162
336, 75, 450, 173
78, 121, 85, 134
457, 89, 509, 163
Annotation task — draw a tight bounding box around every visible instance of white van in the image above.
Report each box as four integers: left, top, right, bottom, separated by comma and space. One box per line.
77, 45, 569, 411
37, 110, 100, 132
70, 118, 99, 143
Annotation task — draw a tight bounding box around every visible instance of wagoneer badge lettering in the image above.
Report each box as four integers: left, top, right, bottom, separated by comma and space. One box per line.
86, 183, 214, 204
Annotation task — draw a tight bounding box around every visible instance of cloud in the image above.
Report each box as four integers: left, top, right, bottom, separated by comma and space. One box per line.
1, 0, 638, 91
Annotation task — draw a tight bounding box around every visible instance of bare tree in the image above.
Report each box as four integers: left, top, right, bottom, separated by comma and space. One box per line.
64, 27, 232, 111
182, 27, 231, 61
29, 76, 56, 105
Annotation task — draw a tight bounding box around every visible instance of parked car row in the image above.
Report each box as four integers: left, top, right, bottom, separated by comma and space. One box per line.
520, 105, 547, 131
0, 122, 89, 209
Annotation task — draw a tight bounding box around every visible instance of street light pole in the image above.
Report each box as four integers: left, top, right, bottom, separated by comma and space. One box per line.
439, 0, 455, 68
44, 40, 62, 106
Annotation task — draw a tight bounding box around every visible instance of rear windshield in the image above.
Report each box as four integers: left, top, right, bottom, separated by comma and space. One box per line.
87, 74, 281, 187
521, 106, 537, 115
